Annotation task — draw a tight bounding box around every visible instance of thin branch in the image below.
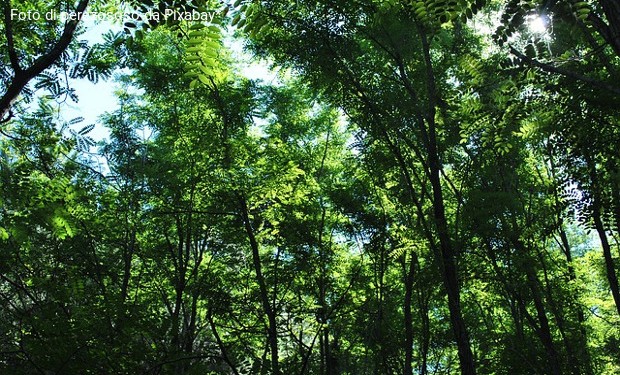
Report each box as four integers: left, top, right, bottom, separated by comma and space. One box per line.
509, 46, 620, 96
207, 310, 241, 375
0, 274, 39, 304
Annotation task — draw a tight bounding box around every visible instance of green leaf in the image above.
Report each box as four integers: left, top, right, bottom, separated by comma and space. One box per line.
188, 30, 206, 38
0, 227, 9, 241
197, 74, 210, 85
186, 46, 203, 53
190, 23, 205, 30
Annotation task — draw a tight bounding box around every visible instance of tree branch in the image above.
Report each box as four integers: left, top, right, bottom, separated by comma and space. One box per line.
509, 46, 620, 96
0, 0, 90, 121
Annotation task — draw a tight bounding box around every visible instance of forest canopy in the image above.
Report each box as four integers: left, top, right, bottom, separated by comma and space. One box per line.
1, 0, 620, 374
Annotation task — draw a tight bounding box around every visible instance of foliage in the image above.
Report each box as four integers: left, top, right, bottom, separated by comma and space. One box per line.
2, 0, 620, 374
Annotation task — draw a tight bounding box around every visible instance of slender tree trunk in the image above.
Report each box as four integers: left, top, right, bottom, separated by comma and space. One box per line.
169, 223, 183, 343
418, 290, 431, 375
375, 242, 388, 375
510, 235, 562, 375
402, 251, 416, 375
319, 330, 325, 375
592, 205, 620, 317
527, 269, 562, 375
538, 243, 580, 375
318, 238, 329, 375
486, 237, 560, 374
120, 229, 136, 303
556, 225, 594, 375
547, 144, 593, 374
239, 195, 280, 375
208, 309, 241, 375
428, 153, 476, 375
558, 227, 582, 301
169, 216, 188, 374
585, 155, 620, 318
323, 326, 332, 375
419, 30, 476, 374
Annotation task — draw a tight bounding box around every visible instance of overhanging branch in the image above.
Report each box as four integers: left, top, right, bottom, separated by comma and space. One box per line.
509, 46, 620, 96
0, 0, 90, 122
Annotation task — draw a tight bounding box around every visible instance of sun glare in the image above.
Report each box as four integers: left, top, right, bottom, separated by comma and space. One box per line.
527, 14, 548, 34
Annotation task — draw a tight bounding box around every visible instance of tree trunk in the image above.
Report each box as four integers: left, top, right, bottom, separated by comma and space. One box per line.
598, 0, 620, 57
418, 288, 431, 375
509, 232, 562, 375
239, 195, 280, 375
419, 30, 476, 374
557, 225, 594, 375
585, 155, 620, 318
402, 251, 416, 375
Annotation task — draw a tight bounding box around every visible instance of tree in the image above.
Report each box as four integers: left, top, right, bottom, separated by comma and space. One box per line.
1, 0, 90, 121
2, 0, 620, 373
243, 1, 484, 372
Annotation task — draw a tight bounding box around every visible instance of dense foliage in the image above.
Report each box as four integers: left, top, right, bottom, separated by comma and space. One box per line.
1, 0, 620, 374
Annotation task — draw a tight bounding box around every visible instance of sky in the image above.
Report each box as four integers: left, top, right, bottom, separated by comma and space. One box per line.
61, 20, 119, 143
